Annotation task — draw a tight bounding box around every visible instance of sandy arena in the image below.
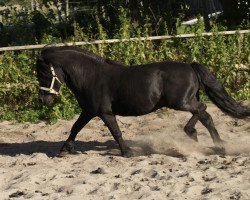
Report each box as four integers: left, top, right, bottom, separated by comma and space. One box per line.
0, 104, 249, 200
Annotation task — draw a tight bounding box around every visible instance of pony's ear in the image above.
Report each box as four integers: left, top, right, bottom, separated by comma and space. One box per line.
36, 58, 50, 78
36, 58, 50, 70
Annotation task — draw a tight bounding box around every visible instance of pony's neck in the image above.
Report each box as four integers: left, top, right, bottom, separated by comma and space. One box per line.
60, 61, 104, 94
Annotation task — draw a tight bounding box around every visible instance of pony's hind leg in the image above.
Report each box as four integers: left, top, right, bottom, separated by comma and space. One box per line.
181, 101, 206, 141
198, 109, 225, 150
184, 90, 203, 141
180, 99, 224, 151
184, 114, 199, 141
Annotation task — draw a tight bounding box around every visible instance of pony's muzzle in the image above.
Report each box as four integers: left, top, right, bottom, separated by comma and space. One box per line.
38, 93, 56, 106
39, 96, 44, 104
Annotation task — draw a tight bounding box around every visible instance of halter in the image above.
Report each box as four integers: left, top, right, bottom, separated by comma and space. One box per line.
39, 65, 62, 95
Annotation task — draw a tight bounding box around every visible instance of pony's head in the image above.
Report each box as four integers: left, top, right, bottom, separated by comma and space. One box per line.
36, 58, 63, 106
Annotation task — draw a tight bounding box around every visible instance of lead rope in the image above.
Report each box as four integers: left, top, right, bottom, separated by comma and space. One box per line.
39, 65, 62, 95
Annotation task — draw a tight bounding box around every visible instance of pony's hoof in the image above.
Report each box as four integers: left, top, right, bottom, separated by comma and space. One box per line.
122, 149, 134, 158
58, 141, 77, 157
214, 142, 226, 155
213, 147, 226, 155
185, 128, 198, 142
57, 151, 68, 157
189, 134, 198, 142
57, 150, 80, 157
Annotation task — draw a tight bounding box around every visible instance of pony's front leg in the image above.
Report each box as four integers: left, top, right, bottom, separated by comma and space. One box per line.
100, 113, 133, 157
59, 112, 93, 156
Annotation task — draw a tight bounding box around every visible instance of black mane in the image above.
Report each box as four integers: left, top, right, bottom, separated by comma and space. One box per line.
41, 45, 124, 66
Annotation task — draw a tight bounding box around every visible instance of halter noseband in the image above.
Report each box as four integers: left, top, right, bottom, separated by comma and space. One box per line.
39, 65, 62, 95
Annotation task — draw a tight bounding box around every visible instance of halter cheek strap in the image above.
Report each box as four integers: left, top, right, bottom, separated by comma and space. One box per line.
39, 66, 62, 95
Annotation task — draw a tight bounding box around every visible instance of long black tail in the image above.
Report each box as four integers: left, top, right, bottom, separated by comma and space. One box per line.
191, 62, 250, 119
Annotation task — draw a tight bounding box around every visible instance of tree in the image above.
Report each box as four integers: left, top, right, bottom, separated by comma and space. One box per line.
219, 0, 249, 28
201, 0, 211, 31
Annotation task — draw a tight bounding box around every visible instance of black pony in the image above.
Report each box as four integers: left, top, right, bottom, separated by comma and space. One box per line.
36, 46, 250, 157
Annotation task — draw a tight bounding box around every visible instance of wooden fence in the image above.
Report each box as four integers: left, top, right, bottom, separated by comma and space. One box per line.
0, 30, 249, 52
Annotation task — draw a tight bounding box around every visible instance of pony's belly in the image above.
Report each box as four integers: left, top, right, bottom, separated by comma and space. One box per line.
111, 99, 165, 116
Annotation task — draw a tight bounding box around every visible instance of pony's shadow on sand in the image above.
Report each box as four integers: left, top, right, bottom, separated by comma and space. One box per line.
0, 140, 120, 157
0, 139, 181, 158
0, 139, 229, 158
0, 140, 184, 158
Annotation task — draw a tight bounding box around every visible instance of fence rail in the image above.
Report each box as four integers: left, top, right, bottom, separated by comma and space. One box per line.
0, 30, 249, 52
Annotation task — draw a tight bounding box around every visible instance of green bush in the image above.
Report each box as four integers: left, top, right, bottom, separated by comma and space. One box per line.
0, 15, 249, 123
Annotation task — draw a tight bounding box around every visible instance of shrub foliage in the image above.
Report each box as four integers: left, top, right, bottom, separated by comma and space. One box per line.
0, 10, 249, 123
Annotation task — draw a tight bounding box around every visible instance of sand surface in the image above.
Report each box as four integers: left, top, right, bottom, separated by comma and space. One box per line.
0, 104, 249, 200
